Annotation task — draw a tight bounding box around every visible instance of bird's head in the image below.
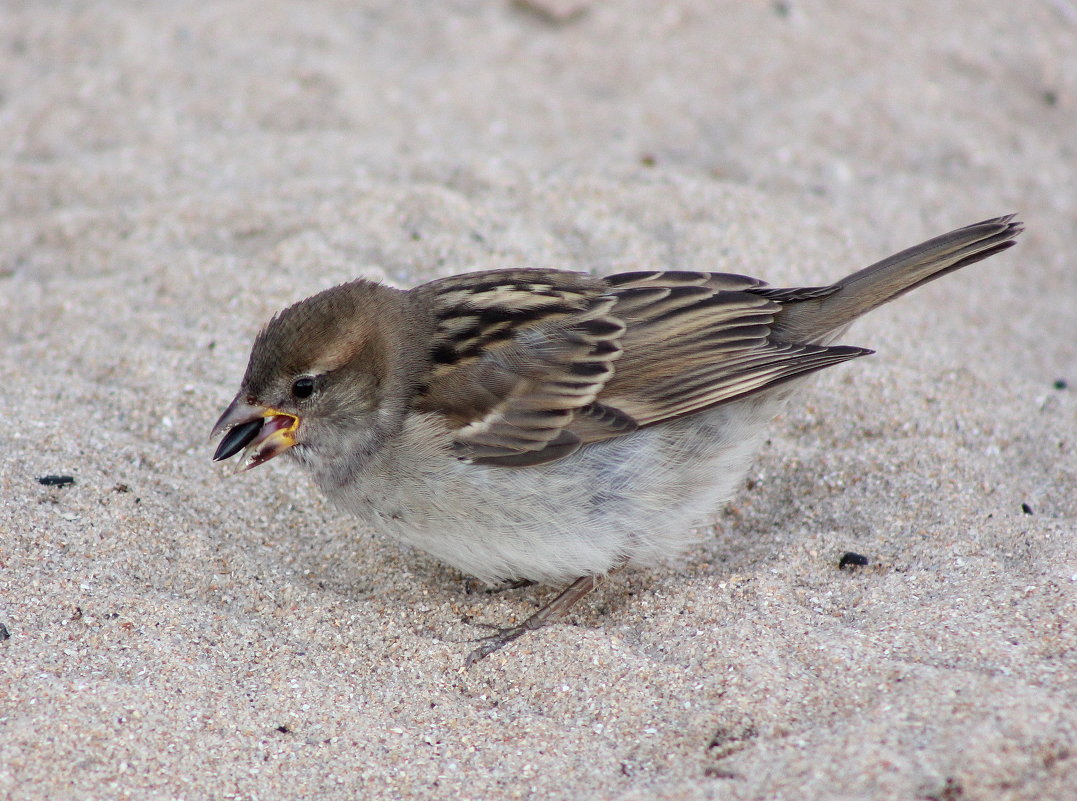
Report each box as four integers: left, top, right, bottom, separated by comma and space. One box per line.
211, 279, 419, 472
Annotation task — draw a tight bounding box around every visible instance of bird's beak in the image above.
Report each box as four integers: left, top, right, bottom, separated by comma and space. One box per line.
211, 396, 300, 472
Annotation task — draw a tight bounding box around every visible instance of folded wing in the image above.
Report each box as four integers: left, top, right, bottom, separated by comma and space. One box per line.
412, 269, 868, 467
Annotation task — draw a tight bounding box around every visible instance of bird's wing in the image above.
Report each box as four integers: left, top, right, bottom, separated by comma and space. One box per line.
595, 271, 867, 427
412, 269, 868, 467
411, 269, 627, 466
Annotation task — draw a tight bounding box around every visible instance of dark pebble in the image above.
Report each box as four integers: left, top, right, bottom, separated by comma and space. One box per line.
38, 475, 75, 487
839, 551, 870, 569
703, 767, 738, 779
1021, 502, 1034, 515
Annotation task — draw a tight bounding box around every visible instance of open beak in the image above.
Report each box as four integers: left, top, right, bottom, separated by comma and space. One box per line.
211, 396, 300, 472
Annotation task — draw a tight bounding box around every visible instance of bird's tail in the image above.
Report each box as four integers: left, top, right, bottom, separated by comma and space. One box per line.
771, 215, 1023, 344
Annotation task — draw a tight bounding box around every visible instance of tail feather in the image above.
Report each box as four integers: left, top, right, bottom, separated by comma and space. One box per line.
770, 215, 1023, 344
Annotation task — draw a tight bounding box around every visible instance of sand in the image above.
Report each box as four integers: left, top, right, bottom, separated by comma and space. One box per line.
1, 1, 1074, 799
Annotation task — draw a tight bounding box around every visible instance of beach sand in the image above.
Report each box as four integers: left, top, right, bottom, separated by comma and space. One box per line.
1, 2, 1074, 798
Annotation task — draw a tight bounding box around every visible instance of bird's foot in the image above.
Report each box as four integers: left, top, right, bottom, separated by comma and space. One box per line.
463, 574, 603, 666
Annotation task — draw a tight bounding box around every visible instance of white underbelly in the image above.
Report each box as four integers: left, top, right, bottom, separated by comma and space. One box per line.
321, 398, 781, 585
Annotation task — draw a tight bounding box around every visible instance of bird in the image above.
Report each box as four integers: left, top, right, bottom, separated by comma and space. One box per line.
212, 215, 1022, 665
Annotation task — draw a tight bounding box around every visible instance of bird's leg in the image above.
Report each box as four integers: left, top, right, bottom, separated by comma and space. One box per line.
463, 577, 537, 595
464, 574, 604, 666
486, 578, 537, 594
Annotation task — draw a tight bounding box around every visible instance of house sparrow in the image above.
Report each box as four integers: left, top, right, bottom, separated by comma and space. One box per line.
212, 215, 1021, 664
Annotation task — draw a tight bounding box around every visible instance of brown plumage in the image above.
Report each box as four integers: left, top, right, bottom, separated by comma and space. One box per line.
212, 215, 1022, 664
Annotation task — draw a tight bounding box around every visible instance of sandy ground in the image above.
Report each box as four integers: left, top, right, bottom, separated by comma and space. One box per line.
2, 1, 1075, 799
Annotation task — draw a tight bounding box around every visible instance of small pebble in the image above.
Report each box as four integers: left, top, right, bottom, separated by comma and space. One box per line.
38, 475, 75, 487
838, 551, 869, 569
513, 0, 590, 24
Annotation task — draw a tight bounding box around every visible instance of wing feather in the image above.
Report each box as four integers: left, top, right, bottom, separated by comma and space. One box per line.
410, 268, 871, 467
411, 270, 627, 466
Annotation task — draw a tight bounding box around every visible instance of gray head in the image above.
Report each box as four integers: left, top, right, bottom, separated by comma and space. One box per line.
211, 279, 423, 472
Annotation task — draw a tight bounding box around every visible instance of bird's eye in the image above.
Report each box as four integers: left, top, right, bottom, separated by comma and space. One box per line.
291, 377, 315, 399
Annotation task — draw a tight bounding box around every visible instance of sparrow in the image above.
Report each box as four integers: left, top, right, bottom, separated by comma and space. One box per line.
212, 215, 1021, 665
